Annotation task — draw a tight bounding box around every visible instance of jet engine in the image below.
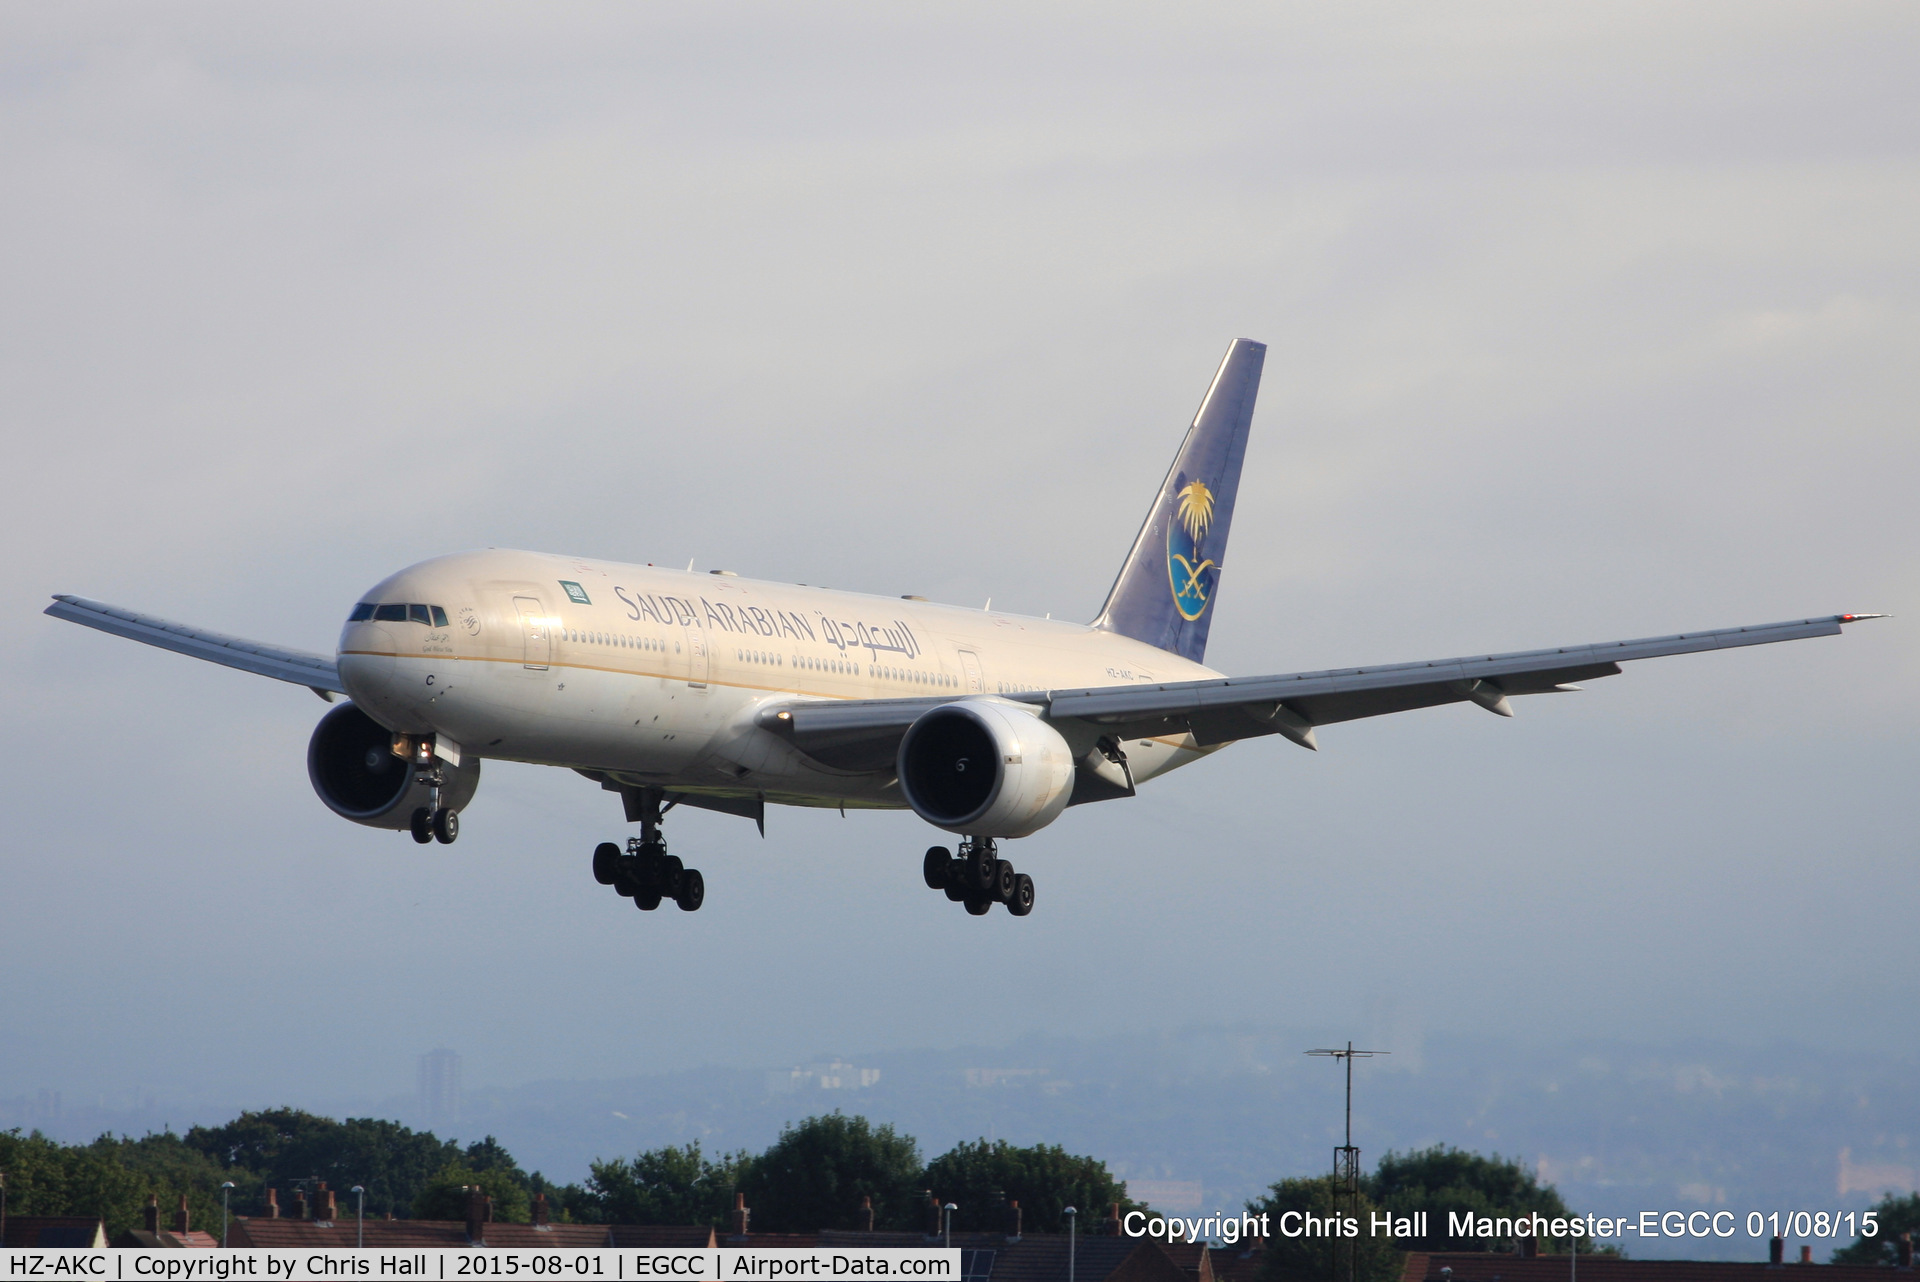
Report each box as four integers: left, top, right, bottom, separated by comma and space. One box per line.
307, 702, 480, 829
896, 699, 1074, 837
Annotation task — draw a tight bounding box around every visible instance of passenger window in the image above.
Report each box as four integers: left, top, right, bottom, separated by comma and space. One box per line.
409, 604, 432, 625
349, 603, 375, 622
374, 604, 408, 622
431, 606, 449, 628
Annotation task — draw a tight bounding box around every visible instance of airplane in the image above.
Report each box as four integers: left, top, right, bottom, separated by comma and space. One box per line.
45, 339, 1879, 919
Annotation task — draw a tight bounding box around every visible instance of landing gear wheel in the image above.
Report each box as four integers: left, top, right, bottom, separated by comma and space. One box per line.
410, 808, 433, 844
593, 842, 621, 885
432, 808, 459, 844
969, 845, 998, 892
964, 896, 993, 916
675, 869, 705, 911
1008, 873, 1035, 917
614, 862, 642, 897
635, 890, 663, 911
655, 852, 685, 897
992, 859, 1017, 903
923, 846, 953, 890
943, 882, 967, 902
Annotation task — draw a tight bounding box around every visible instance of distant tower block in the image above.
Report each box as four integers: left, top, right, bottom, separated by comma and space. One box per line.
417, 1048, 462, 1127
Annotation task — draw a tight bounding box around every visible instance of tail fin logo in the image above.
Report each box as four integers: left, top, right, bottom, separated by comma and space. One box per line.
1167, 478, 1219, 622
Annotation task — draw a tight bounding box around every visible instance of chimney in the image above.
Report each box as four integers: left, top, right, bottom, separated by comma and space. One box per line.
857, 1196, 874, 1233
927, 1194, 942, 1238
1770, 1236, 1785, 1266
266, 1189, 280, 1219
1896, 1233, 1913, 1270
533, 1194, 550, 1227
465, 1187, 487, 1244
174, 1194, 191, 1235
1104, 1203, 1121, 1237
1800, 1247, 1813, 1266
317, 1182, 337, 1223
1005, 1199, 1022, 1241
294, 1189, 309, 1221
143, 1194, 160, 1234
731, 1192, 750, 1237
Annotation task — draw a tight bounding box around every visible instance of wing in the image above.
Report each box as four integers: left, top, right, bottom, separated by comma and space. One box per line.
45, 594, 346, 698
760, 614, 1877, 767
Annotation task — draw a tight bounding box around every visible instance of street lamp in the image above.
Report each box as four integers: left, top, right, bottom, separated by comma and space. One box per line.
1064, 1206, 1077, 1282
943, 1203, 957, 1249
351, 1187, 366, 1249
220, 1182, 234, 1248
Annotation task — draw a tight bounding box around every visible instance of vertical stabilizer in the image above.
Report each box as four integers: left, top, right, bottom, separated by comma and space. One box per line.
1091, 338, 1265, 663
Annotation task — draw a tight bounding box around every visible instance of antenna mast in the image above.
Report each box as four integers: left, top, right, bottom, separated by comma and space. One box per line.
1306, 1042, 1388, 1282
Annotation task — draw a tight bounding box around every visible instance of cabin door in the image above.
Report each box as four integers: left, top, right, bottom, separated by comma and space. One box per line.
957, 649, 984, 693
513, 596, 550, 670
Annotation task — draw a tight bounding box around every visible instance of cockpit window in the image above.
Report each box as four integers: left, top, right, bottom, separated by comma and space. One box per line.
373, 604, 409, 622
430, 606, 449, 627
349, 603, 375, 622
409, 604, 432, 625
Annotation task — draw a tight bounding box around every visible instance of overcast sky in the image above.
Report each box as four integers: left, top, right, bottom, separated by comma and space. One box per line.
2, 3, 1916, 1129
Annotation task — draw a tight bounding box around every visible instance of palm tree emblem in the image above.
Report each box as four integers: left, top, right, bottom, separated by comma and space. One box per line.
1176, 480, 1215, 541
1167, 479, 1219, 621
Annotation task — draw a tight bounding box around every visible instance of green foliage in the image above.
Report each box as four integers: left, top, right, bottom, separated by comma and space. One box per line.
738, 1113, 923, 1232
183, 1108, 465, 1218
923, 1139, 1144, 1233
1248, 1175, 1403, 1282
1367, 1146, 1589, 1251
411, 1160, 533, 1224
577, 1141, 750, 1227
1833, 1191, 1920, 1264
0, 1128, 252, 1240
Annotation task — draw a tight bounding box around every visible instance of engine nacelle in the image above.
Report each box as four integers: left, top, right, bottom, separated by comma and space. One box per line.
897, 699, 1075, 838
307, 703, 480, 829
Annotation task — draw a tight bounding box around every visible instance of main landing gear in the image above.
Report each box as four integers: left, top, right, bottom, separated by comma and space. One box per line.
921, 837, 1034, 917
591, 789, 705, 912
409, 757, 459, 845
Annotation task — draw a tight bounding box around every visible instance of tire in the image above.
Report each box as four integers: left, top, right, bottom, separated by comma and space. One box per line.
992, 859, 1016, 903
1008, 873, 1035, 917
969, 846, 997, 892
410, 808, 433, 844
943, 882, 967, 902
614, 861, 641, 897
923, 846, 953, 890
635, 891, 662, 911
592, 842, 621, 885
433, 808, 459, 844
675, 868, 706, 912
655, 853, 685, 896
964, 896, 993, 916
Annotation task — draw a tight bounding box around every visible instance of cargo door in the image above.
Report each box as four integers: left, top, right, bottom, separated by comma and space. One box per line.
513, 596, 550, 670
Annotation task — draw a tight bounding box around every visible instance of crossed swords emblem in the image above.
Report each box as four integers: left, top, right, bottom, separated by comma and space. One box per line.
1171, 551, 1216, 607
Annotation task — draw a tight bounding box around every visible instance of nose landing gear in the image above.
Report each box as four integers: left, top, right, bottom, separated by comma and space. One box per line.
592, 787, 706, 912
408, 747, 459, 844
923, 838, 1034, 917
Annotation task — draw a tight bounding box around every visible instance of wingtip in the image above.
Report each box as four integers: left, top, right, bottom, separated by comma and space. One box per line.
1839, 613, 1890, 623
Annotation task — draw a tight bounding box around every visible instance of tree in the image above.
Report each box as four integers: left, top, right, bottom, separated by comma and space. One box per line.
923, 1139, 1144, 1233
1368, 1147, 1590, 1252
738, 1113, 923, 1232
411, 1160, 533, 1224
0, 1127, 252, 1240
1249, 1175, 1402, 1282
1833, 1192, 1920, 1264
184, 1108, 462, 1218
580, 1142, 749, 1226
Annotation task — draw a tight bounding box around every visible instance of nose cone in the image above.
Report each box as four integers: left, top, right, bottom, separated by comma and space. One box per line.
337, 622, 398, 705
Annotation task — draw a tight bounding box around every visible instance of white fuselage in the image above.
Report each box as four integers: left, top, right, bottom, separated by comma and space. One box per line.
336, 549, 1224, 811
